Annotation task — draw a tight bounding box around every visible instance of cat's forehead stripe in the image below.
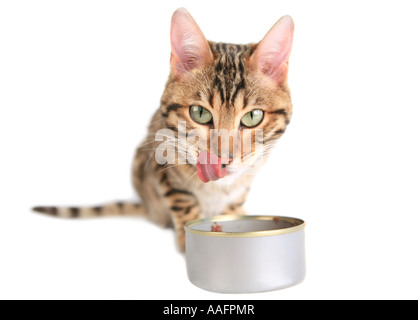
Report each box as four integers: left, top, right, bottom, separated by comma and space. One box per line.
210, 42, 250, 108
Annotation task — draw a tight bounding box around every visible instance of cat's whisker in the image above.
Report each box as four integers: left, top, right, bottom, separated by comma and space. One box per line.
185, 169, 198, 184
144, 150, 156, 169
240, 145, 275, 164
156, 162, 192, 174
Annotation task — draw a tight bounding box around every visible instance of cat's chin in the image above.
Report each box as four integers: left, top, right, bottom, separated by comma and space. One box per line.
212, 167, 248, 186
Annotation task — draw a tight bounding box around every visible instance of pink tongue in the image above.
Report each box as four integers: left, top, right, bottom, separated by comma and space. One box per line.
196, 152, 228, 183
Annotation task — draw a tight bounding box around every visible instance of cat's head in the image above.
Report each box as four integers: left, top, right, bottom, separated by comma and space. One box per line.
159, 8, 294, 184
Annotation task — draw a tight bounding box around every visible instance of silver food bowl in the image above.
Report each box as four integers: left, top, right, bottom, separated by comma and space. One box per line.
184, 215, 306, 293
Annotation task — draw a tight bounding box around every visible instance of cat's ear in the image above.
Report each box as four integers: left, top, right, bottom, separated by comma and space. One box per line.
170, 8, 213, 78
251, 15, 294, 85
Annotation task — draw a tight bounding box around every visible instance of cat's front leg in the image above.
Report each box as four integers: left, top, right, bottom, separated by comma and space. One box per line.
165, 190, 200, 252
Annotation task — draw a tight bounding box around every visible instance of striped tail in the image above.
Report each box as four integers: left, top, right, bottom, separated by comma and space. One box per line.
32, 201, 145, 219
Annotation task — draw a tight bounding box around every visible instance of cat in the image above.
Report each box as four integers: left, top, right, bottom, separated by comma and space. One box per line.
33, 8, 295, 251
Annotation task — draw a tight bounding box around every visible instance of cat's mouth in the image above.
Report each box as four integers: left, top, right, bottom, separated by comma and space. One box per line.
196, 152, 228, 183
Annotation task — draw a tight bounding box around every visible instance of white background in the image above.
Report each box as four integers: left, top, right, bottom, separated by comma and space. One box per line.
1, 0, 417, 300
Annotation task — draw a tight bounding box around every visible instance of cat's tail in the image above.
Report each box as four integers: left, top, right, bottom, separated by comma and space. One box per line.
32, 201, 145, 219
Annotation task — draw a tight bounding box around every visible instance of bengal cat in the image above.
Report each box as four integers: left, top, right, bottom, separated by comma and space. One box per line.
33, 8, 295, 251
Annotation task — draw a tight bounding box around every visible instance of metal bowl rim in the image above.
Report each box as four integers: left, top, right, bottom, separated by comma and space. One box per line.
184, 215, 305, 238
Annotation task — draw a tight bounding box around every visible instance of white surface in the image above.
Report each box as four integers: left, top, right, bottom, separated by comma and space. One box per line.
1, 0, 418, 299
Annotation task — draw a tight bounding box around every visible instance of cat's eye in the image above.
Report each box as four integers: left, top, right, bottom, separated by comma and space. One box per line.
189, 105, 213, 124
241, 109, 264, 128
